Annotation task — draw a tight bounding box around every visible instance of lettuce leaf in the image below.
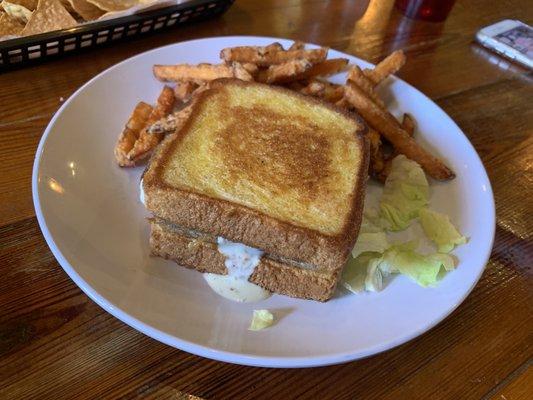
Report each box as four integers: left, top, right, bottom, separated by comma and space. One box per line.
380, 244, 456, 287
344, 156, 462, 294
365, 257, 384, 292
342, 253, 384, 293
419, 208, 467, 253
361, 206, 384, 233
249, 310, 274, 331
346, 205, 389, 291
352, 232, 389, 258
343, 241, 456, 292
380, 155, 429, 231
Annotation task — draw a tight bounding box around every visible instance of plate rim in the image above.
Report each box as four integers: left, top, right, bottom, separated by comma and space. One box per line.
31, 35, 496, 368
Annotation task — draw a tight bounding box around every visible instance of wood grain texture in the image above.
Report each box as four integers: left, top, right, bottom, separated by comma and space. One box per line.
0, 116, 51, 227
0, 0, 530, 126
488, 362, 533, 400
0, 0, 532, 399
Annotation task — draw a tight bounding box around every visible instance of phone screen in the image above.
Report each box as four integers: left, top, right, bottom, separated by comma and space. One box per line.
494, 25, 533, 59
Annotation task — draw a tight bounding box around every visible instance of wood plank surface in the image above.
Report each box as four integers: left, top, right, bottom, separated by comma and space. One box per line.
489, 362, 533, 400
0, 0, 532, 399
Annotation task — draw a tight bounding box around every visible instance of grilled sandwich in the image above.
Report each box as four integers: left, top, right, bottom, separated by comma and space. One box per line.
142, 79, 369, 301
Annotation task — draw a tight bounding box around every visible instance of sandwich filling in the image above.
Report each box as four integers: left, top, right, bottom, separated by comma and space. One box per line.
204, 238, 271, 302
142, 179, 270, 302
216, 237, 264, 280
139, 179, 146, 205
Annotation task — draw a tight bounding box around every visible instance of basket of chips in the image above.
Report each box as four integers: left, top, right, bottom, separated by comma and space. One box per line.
0, 0, 234, 70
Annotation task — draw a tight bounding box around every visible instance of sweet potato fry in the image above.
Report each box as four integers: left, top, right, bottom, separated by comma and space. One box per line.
154, 62, 256, 83
364, 50, 406, 86
147, 115, 176, 135
257, 59, 313, 83
367, 128, 385, 175
150, 86, 176, 123
127, 86, 176, 163
294, 58, 349, 81
376, 113, 417, 181
347, 65, 385, 108
321, 81, 345, 103
299, 80, 325, 96
192, 82, 210, 96
237, 62, 259, 76
153, 63, 234, 83
285, 81, 306, 91
345, 83, 454, 180
231, 62, 254, 81
265, 42, 284, 51
257, 58, 346, 84
401, 113, 415, 136
335, 98, 350, 109
220, 45, 328, 66
289, 41, 305, 51
147, 103, 195, 136
297, 79, 344, 103
174, 81, 198, 102
114, 102, 153, 167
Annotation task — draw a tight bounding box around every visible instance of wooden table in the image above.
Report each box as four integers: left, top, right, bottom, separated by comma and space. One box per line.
1, 0, 532, 398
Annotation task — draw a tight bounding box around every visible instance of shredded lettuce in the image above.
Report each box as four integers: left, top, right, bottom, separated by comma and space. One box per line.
352, 232, 389, 259
352, 206, 389, 261
343, 241, 456, 292
344, 156, 465, 294
361, 206, 384, 233
342, 253, 382, 293
346, 206, 389, 291
365, 257, 384, 292
249, 310, 274, 331
430, 252, 456, 272
380, 244, 455, 287
419, 208, 467, 253
380, 155, 429, 231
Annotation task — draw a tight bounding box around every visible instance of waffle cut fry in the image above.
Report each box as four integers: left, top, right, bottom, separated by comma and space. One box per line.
114, 102, 153, 167
127, 86, 176, 163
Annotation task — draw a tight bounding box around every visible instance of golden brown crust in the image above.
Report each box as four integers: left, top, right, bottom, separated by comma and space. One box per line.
143, 79, 369, 274
149, 220, 339, 301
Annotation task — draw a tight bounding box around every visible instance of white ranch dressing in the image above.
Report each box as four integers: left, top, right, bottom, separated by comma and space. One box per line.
139, 178, 145, 205
142, 178, 269, 302
203, 238, 271, 302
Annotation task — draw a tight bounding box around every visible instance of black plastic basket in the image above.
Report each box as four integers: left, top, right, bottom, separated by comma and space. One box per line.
0, 0, 234, 71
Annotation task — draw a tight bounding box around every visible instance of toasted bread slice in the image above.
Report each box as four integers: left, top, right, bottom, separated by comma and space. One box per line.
143, 79, 369, 274
150, 219, 339, 301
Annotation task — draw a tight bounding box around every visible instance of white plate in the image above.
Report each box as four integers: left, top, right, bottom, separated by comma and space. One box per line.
32, 36, 495, 368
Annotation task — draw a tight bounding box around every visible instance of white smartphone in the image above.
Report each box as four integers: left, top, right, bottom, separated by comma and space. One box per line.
476, 19, 533, 69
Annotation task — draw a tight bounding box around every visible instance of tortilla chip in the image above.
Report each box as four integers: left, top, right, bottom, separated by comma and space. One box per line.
97, 0, 170, 20
98, 0, 173, 20
6, 0, 38, 10
86, 0, 139, 12
68, 0, 105, 20
1, 0, 33, 23
59, 0, 75, 13
22, 0, 77, 36
0, 12, 24, 36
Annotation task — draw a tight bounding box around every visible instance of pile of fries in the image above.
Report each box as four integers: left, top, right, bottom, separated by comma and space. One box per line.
115, 41, 454, 181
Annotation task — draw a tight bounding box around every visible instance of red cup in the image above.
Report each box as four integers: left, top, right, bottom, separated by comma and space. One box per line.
395, 0, 457, 22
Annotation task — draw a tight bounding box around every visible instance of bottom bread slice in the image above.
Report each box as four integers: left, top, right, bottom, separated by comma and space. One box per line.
149, 219, 341, 301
